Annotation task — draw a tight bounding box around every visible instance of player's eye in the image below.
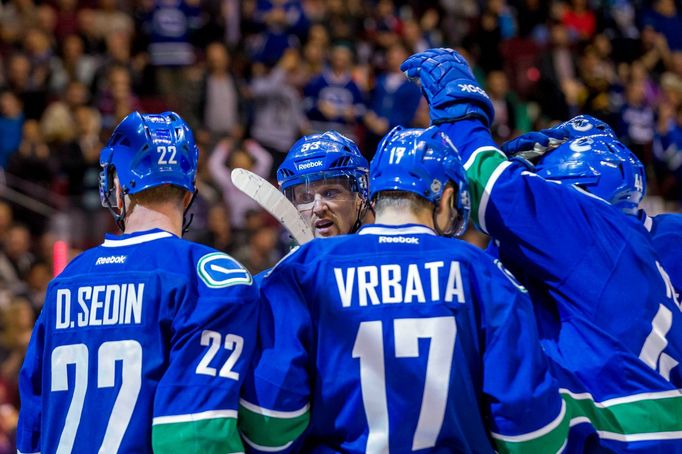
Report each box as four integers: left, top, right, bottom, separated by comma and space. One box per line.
296, 191, 315, 204
322, 189, 341, 199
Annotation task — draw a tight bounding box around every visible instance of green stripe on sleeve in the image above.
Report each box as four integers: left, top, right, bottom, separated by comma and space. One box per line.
238, 401, 310, 450
492, 399, 570, 454
562, 388, 682, 439
493, 389, 682, 453
462, 147, 508, 227
152, 416, 244, 454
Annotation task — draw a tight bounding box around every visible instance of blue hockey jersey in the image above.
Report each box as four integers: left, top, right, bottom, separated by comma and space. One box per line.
641, 211, 682, 298
17, 228, 259, 453
440, 119, 682, 452
239, 224, 569, 453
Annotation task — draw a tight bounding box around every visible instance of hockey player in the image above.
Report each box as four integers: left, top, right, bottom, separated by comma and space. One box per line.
402, 48, 682, 451
17, 112, 259, 453
277, 130, 371, 238
502, 114, 682, 297
239, 126, 569, 453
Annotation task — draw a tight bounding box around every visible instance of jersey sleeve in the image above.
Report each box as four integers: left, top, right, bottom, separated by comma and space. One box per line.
151, 253, 259, 454
438, 119, 622, 294
238, 257, 312, 453
17, 307, 46, 454
475, 259, 570, 453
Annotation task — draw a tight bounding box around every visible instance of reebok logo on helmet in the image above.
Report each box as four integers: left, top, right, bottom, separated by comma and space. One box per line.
297, 160, 324, 171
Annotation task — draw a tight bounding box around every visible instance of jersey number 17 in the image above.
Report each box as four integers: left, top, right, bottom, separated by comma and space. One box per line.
352, 316, 456, 451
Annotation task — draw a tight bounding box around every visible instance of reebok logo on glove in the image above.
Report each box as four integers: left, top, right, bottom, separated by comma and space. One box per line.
459, 84, 490, 98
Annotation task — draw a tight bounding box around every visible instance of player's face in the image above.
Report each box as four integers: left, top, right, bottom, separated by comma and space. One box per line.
291, 177, 361, 237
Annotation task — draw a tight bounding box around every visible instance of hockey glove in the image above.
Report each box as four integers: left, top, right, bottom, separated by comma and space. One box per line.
502, 115, 615, 161
401, 48, 495, 127
501, 128, 569, 161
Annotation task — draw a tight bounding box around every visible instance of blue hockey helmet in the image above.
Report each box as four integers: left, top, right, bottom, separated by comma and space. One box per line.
557, 114, 616, 138
99, 111, 198, 206
277, 131, 369, 201
535, 134, 646, 215
370, 126, 471, 236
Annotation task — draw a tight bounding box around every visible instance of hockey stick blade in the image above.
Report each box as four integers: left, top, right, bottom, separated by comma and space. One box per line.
231, 168, 314, 245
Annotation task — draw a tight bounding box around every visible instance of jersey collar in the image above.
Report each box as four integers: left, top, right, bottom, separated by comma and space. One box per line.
358, 224, 436, 236
102, 228, 175, 247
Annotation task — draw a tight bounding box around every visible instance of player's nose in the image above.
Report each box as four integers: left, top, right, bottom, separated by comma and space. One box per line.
311, 195, 329, 214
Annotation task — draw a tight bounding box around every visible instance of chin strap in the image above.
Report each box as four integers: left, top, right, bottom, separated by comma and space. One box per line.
104, 190, 128, 232
432, 199, 460, 238
350, 199, 372, 234
181, 190, 197, 235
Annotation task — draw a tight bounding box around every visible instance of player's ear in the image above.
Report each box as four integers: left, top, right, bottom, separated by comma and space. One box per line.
437, 186, 455, 215
114, 176, 124, 210
182, 190, 193, 209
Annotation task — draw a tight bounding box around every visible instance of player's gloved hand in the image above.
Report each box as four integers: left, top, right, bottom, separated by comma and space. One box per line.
501, 128, 569, 161
502, 115, 615, 161
401, 48, 495, 127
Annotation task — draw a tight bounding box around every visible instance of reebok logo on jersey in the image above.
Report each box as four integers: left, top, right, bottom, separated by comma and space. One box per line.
95, 255, 127, 265
378, 236, 419, 245
297, 160, 324, 171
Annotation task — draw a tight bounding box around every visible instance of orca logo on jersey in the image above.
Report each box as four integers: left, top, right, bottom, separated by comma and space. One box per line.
198, 252, 252, 288
95, 255, 127, 265
493, 259, 527, 293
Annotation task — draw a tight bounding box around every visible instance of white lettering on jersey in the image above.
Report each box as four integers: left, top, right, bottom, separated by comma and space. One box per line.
657, 261, 680, 310
378, 236, 419, 245
357, 266, 381, 307
55, 283, 144, 329
95, 255, 127, 265
444, 261, 465, 303
334, 261, 466, 307
405, 264, 426, 303
335, 267, 355, 308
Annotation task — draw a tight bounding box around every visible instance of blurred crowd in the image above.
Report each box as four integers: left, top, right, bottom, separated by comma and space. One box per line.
0, 0, 682, 449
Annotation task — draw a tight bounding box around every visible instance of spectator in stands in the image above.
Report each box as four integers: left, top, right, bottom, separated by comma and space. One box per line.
198, 42, 243, 140
5, 53, 47, 121
0, 91, 24, 169
618, 76, 656, 162
561, 0, 596, 41
232, 223, 280, 274
249, 49, 309, 175
303, 42, 365, 140
363, 43, 421, 158
654, 84, 682, 202
642, 0, 682, 51
208, 137, 272, 230
487, 69, 529, 143
49, 34, 99, 95
7, 120, 51, 190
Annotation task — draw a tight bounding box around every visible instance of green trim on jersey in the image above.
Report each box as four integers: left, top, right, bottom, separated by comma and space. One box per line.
492, 399, 570, 454
238, 401, 310, 450
562, 388, 682, 441
152, 416, 244, 453
462, 147, 508, 229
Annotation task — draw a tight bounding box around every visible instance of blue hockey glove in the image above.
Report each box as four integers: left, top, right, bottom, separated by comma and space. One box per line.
502, 115, 615, 161
501, 128, 569, 161
401, 48, 495, 127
